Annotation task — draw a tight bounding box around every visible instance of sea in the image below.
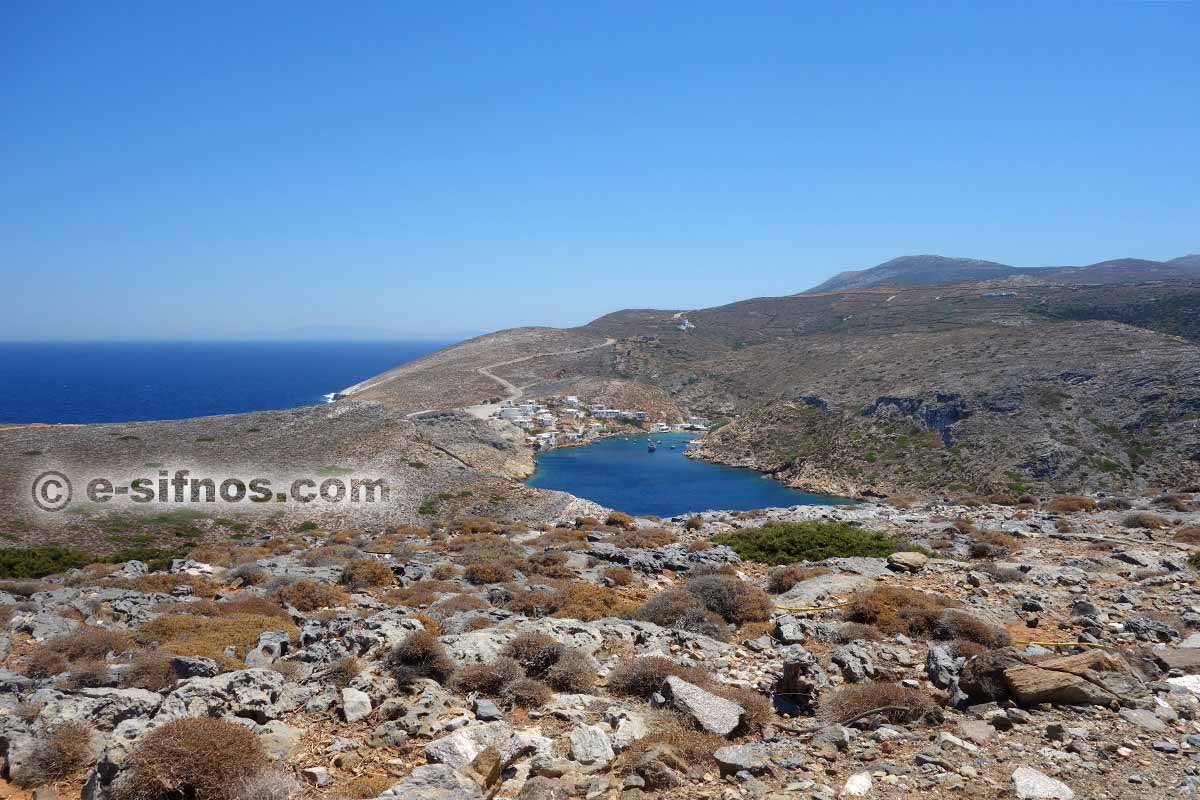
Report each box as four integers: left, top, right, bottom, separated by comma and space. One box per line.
0, 341, 449, 424
526, 431, 852, 516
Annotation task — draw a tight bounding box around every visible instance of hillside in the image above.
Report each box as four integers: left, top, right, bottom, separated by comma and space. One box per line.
806, 253, 1200, 293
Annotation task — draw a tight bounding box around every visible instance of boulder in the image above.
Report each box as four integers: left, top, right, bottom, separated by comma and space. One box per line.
832, 644, 875, 683
157, 668, 292, 723
1011, 766, 1074, 799
775, 646, 829, 713
887, 552, 929, 573
1003, 650, 1146, 707
774, 573, 869, 608
568, 724, 615, 766
659, 676, 743, 737
28, 687, 162, 732
713, 743, 770, 776
341, 687, 372, 722
423, 721, 522, 771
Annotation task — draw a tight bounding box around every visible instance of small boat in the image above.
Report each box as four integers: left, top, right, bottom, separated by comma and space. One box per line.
647, 441, 657, 452
669, 444, 676, 450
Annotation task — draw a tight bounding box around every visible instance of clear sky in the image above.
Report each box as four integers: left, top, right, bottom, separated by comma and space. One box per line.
2, 2, 1197, 340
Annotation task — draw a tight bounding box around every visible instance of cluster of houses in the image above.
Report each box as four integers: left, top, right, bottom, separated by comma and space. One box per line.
488, 394, 708, 451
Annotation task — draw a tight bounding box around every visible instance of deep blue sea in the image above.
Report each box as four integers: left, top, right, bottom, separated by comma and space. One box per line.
0, 341, 448, 424
526, 432, 852, 517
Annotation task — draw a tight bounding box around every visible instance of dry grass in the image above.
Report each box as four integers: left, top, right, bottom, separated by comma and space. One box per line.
327, 655, 361, 688
26, 626, 135, 678
818, 682, 936, 726
25, 721, 96, 784
450, 656, 523, 696
684, 574, 773, 625
275, 579, 350, 611
385, 629, 455, 688
603, 566, 634, 586
1046, 495, 1097, 513
341, 774, 395, 799
1154, 494, 1192, 512
613, 709, 725, 773
507, 677, 553, 707
138, 612, 297, 667
464, 562, 515, 584
300, 544, 363, 567
842, 586, 957, 636
605, 511, 635, 529
339, 559, 393, 590
108, 573, 222, 598
548, 582, 638, 621
457, 516, 504, 534
766, 564, 831, 594
116, 717, 267, 800
968, 530, 1021, 559
607, 656, 709, 699
607, 527, 677, 549
234, 769, 302, 800
545, 648, 597, 692
384, 579, 457, 607
1173, 526, 1200, 544
1123, 511, 1172, 530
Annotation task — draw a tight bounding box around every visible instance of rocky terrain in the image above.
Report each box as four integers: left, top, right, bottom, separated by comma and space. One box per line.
2, 491, 1200, 800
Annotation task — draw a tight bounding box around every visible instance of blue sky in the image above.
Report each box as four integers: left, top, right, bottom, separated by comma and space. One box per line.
2, 2, 1197, 340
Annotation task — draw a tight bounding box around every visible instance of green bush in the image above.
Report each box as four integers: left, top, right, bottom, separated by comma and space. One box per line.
1189, 552, 1200, 571
712, 521, 924, 565
0, 547, 93, 579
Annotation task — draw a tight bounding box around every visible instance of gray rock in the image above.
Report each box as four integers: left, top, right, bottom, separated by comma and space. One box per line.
774, 573, 869, 607
473, 697, 503, 721
832, 644, 875, 683
1120, 708, 1167, 734
660, 676, 744, 736
1012, 766, 1074, 800
157, 668, 293, 723
341, 686, 372, 722
887, 551, 929, 572
170, 655, 218, 679
301, 766, 333, 787
423, 721, 521, 770
256, 720, 304, 761
713, 743, 770, 776
569, 724, 615, 765
774, 647, 829, 714
29, 686, 162, 731
368, 720, 410, 748
606, 708, 649, 751
925, 644, 961, 690
811, 724, 852, 750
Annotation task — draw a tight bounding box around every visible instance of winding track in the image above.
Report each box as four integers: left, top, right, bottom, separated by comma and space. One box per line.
461, 337, 616, 419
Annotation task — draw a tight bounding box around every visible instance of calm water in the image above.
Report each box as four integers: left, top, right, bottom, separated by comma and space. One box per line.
526, 432, 853, 517
0, 341, 449, 424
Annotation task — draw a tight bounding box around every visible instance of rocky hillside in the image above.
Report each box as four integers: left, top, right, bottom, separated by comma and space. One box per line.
806, 254, 1200, 293
2, 493, 1198, 799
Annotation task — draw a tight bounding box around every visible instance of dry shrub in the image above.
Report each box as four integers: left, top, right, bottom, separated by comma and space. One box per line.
409, 612, 441, 634
65, 658, 111, 689
608, 527, 677, 549
550, 582, 638, 621
1174, 526, 1200, 544
275, 579, 350, 611
1097, 497, 1132, 510
342, 774, 394, 799
464, 617, 495, 631
187, 546, 235, 567
235, 769, 302, 800
688, 541, 712, 551
1046, 495, 1097, 514
504, 588, 556, 618
605, 511, 635, 529
685, 515, 704, 530
947, 639, 987, 659
451, 656, 522, 696
934, 609, 1012, 648
1055, 519, 1073, 533
709, 684, 773, 730
684, 574, 773, 626
27, 626, 134, 678
384, 580, 457, 607
985, 493, 1019, 506
110, 573, 222, 598
431, 593, 489, 616
503, 632, 565, 675
545, 648, 597, 692
385, 629, 455, 688
614, 709, 724, 773
507, 677, 552, 707
339, 559, 393, 590
431, 563, 459, 580
574, 516, 599, 529
842, 587, 956, 636
956, 496, 984, 507
138, 612, 296, 667
603, 566, 634, 586
1154, 494, 1191, 512
117, 717, 267, 800
607, 656, 709, 699
526, 550, 574, 579
766, 564, 831, 595
186, 596, 290, 619
26, 721, 96, 784
818, 682, 936, 726
530, 527, 590, 550
464, 562, 515, 585
834, 622, 882, 643
328, 655, 361, 688
951, 517, 977, 534
885, 496, 915, 509
300, 544, 363, 567
968, 530, 1021, 559
1124, 512, 1172, 530
634, 589, 728, 641
457, 516, 503, 534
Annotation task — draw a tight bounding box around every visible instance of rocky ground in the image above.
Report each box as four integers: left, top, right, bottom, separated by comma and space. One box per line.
2, 492, 1199, 800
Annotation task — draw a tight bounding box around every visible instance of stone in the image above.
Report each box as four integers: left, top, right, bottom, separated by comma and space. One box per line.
157, 668, 293, 723
811, 725, 852, 750
660, 676, 744, 736
1119, 708, 1167, 734
1003, 650, 1144, 707
840, 771, 872, 797
956, 719, 996, 745
1155, 648, 1200, 674
569, 724, 615, 765
28, 687, 162, 732
1168, 675, 1200, 696
887, 552, 928, 573
368, 721, 410, 749
301, 766, 333, 787
832, 644, 875, 683
606, 709, 649, 751
257, 720, 304, 761
378, 764, 485, 800
775, 647, 829, 714
925, 644, 961, 690
424, 721, 521, 771
169, 655, 218, 679
937, 732, 978, 754
473, 697, 503, 721
775, 573, 870, 607
713, 743, 771, 776
341, 686, 372, 722
1012, 766, 1074, 800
